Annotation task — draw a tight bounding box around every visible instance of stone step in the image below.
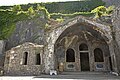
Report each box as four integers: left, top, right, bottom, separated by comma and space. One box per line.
60, 71, 110, 75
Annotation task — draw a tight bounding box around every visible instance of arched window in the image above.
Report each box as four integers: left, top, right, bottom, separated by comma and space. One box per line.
23, 52, 28, 65
36, 53, 41, 65
94, 48, 104, 62
66, 48, 75, 62
79, 43, 88, 51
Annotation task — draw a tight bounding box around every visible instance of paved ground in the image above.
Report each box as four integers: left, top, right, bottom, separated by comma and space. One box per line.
0, 72, 120, 80
35, 71, 120, 79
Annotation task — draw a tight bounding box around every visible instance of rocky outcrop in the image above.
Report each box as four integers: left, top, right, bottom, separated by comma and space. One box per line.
5, 18, 47, 51
102, 0, 120, 6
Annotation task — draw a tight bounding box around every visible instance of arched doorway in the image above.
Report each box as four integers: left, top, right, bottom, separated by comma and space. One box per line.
54, 21, 111, 73
66, 48, 75, 62
94, 48, 104, 62
79, 43, 90, 71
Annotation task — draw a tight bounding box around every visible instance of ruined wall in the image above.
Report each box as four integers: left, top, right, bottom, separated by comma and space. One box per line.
112, 5, 120, 73
4, 43, 44, 76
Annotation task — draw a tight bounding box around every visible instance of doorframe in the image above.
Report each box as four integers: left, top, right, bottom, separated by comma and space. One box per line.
80, 52, 90, 71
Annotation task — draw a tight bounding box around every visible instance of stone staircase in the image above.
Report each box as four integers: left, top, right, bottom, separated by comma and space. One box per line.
35, 71, 120, 79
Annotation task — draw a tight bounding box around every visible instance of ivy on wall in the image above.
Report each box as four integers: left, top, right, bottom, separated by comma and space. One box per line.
0, 0, 107, 40
0, 5, 50, 40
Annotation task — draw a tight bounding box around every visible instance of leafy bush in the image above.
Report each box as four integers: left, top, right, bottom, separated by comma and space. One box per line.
91, 6, 114, 19
12, 5, 22, 12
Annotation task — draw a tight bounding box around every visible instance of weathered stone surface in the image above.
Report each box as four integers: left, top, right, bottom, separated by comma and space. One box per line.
111, 5, 120, 73
43, 16, 112, 73
102, 0, 120, 7
6, 18, 46, 51
4, 42, 44, 76
3, 15, 120, 75
0, 40, 5, 55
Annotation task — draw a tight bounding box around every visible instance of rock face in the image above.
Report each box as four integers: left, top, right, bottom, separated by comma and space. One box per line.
112, 5, 120, 73
0, 40, 5, 55
102, 0, 120, 6
0, 40, 5, 74
5, 18, 46, 51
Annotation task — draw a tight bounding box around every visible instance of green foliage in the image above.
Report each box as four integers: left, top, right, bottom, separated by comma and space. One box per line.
0, 0, 106, 40
0, 5, 50, 40
50, 12, 93, 19
36, 4, 50, 19
56, 17, 64, 23
28, 6, 35, 15
91, 6, 114, 19
106, 5, 115, 14
12, 5, 22, 12
0, 10, 29, 40
0, 0, 105, 14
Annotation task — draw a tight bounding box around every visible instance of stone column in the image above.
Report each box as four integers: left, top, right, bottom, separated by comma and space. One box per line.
44, 31, 56, 74
112, 6, 120, 74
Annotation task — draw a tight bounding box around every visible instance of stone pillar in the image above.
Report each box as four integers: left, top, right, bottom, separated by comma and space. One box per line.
112, 6, 120, 74
44, 31, 56, 74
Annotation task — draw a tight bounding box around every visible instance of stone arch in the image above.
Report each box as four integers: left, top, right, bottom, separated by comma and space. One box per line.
44, 16, 113, 73
53, 16, 112, 45
79, 43, 88, 51
66, 48, 75, 62
94, 48, 104, 62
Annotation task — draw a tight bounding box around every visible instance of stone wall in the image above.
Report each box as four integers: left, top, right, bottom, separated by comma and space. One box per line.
112, 5, 120, 73
102, 0, 120, 74
4, 42, 44, 76
54, 23, 110, 72
44, 16, 112, 73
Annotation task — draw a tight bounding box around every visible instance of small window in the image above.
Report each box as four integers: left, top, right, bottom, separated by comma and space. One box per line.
36, 53, 41, 65
66, 48, 75, 62
94, 48, 104, 62
79, 43, 88, 51
23, 52, 28, 65
6, 57, 10, 64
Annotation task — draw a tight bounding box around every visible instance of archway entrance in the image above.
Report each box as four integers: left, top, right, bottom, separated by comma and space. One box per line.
54, 23, 111, 73
80, 53, 90, 71
66, 48, 75, 62
79, 43, 90, 71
